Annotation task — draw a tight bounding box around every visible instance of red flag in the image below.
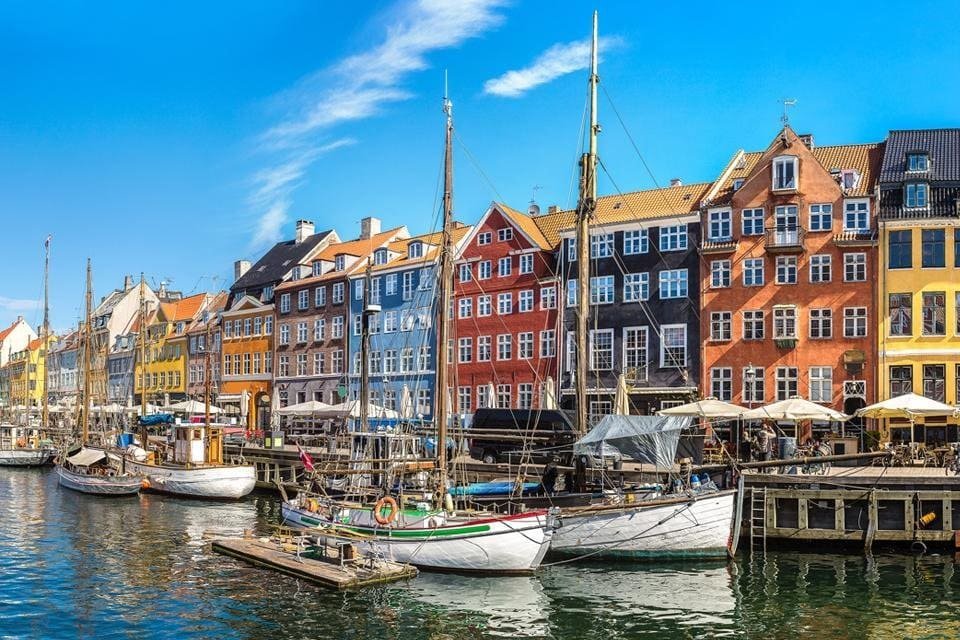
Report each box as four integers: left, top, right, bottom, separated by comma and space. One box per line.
297, 444, 315, 473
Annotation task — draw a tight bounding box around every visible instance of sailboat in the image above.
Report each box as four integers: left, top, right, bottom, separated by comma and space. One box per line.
281, 84, 557, 574
116, 278, 256, 499
545, 12, 740, 560
0, 235, 55, 467
57, 259, 143, 495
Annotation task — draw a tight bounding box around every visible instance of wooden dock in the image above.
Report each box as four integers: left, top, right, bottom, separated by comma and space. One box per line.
211, 535, 417, 589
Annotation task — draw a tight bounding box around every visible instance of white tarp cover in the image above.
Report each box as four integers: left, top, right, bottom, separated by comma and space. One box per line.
575, 415, 692, 470
66, 448, 106, 467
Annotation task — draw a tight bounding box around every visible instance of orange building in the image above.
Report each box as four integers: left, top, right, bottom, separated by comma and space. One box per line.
700, 126, 884, 441
219, 296, 275, 430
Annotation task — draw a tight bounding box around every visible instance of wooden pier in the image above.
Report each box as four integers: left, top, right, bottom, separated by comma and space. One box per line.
212, 534, 417, 589
743, 466, 960, 552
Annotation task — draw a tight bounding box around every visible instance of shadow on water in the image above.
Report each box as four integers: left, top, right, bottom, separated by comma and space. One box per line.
1, 468, 958, 639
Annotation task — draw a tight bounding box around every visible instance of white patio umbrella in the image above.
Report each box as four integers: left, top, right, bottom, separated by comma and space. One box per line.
485, 382, 497, 409
659, 398, 747, 419
855, 393, 957, 419
319, 400, 399, 420
399, 384, 414, 419
740, 397, 848, 422
275, 399, 334, 416
613, 373, 630, 415
164, 399, 223, 414
541, 376, 558, 410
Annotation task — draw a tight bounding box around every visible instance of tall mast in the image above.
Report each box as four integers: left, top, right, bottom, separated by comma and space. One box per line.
359, 261, 372, 434
138, 273, 147, 447
81, 259, 93, 445
434, 79, 455, 505
41, 235, 51, 434
574, 11, 599, 436
204, 308, 211, 428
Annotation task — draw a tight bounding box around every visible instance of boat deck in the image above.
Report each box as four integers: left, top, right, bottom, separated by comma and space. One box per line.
211, 535, 417, 589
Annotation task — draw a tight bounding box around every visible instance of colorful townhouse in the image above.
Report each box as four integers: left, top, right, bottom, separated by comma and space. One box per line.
186, 292, 226, 405
107, 318, 140, 407
47, 329, 80, 409
700, 126, 883, 440
274, 217, 407, 409
347, 223, 470, 419
0, 316, 37, 409
877, 129, 960, 444
450, 203, 557, 415
222, 219, 339, 428
135, 293, 210, 407
547, 183, 709, 421
6, 336, 53, 409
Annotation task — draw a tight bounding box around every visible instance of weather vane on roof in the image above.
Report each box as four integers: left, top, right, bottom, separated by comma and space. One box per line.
780, 98, 797, 126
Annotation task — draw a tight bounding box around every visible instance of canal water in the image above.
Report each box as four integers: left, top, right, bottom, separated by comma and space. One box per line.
1, 468, 958, 640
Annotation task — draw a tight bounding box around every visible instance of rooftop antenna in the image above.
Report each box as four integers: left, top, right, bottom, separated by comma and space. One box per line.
780, 98, 797, 126
528, 185, 543, 216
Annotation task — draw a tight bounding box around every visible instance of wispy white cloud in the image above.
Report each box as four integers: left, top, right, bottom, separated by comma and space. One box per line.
249, 0, 506, 248
483, 36, 623, 98
0, 296, 40, 312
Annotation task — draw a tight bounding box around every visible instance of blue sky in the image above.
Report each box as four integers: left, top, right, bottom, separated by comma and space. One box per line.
1, 0, 957, 332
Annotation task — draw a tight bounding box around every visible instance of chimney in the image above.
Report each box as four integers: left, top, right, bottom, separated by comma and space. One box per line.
799, 133, 815, 149
360, 216, 381, 240
547, 205, 560, 214
670, 178, 683, 187
123, 275, 133, 291
234, 259, 251, 281
295, 219, 315, 244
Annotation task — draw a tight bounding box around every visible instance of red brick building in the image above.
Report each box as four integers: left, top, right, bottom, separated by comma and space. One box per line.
700, 126, 883, 439
451, 203, 560, 415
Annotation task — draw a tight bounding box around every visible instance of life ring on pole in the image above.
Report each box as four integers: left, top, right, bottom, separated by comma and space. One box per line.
373, 496, 399, 526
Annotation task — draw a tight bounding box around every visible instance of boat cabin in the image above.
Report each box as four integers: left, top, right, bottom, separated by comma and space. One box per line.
170, 424, 224, 466
0, 424, 42, 450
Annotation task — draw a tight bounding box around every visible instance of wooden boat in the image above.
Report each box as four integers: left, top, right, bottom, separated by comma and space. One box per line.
56, 447, 141, 496
0, 425, 55, 466
281, 494, 555, 574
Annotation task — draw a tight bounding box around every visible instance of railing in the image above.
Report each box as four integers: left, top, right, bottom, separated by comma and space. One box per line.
764, 226, 805, 252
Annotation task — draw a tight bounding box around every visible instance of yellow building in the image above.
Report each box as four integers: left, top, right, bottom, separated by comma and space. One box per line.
877, 129, 960, 444
7, 336, 54, 409
135, 293, 209, 407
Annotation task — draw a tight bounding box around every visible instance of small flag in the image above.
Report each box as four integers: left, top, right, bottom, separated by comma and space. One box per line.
297, 444, 315, 473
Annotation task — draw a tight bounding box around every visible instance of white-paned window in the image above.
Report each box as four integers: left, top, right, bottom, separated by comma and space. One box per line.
775, 367, 798, 400
477, 295, 492, 317
742, 208, 764, 235
478, 261, 491, 280
458, 387, 472, 413
623, 327, 648, 380
623, 273, 649, 302
458, 298, 472, 318
623, 229, 648, 255
660, 324, 687, 368
710, 311, 732, 341
743, 310, 764, 340
844, 307, 867, 337
458, 337, 472, 363
498, 257, 512, 277
710, 367, 733, 401
332, 283, 344, 304
844, 199, 870, 232
659, 225, 688, 251
408, 242, 424, 259
566, 280, 577, 307
478, 336, 491, 362
906, 183, 928, 208
518, 332, 534, 359
315, 286, 326, 307
279, 293, 291, 313
383, 311, 397, 333
497, 334, 512, 360
385, 274, 397, 296
658, 269, 688, 299
519, 254, 534, 274
517, 383, 533, 410
743, 258, 764, 286
810, 366, 833, 403
540, 285, 556, 310
590, 275, 615, 304
907, 153, 929, 172
711, 260, 730, 288
773, 306, 797, 339
540, 330, 556, 358
477, 231, 492, 245
497, 292, 513, 315
567, 238, 577, 262
298, 290, 309, 310
773, 155, 797, 190
331, 316, 344, 338
354, 279, 364, 300
518, 290, 534, 312
498, 227, 513, 242
809, 308, 832, 339
809, 254, 831, 283
708, 209, 732, 241
313, 319, 325, 341
458, 264, 471, 282
591, 233, 614, 258
402, 272, 415, 300
809, 203, 833, 232
279, 324, 290, 345
844, 253, 867, 282
588, 329, 614, 370
776, 256, 797, 284
496, 385, 511, 409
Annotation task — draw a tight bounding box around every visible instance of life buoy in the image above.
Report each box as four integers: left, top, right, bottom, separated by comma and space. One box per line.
373, 496, 399, 526
16, 438, 26, 448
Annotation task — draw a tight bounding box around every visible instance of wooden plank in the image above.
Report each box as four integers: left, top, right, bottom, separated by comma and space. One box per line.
211, 538, 417, 590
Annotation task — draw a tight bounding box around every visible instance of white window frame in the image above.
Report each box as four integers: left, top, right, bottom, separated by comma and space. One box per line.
843, 198, 870, 232
809, 308, 832, 339
710, 367, 733, 401
519, 254, 534, 274
660, 324, 687, 368
742, 208, 764, 236
776, 256, 797, 285
773, 306, 798, 339
809, 254, 832, 284
844, 253, 867, 282
498, 227, 513, 242
623, 229, 649, 255
844, 306, 868, 338
743, 258, 764, 287
590, 275, 615, 305
711, 260, 731, 288
743, 310, 764, 340
588, 328, 614, 371
708, 208, 732, 241
590, 233, 614, 259
710, 311, 732, 341
658, 269, 688, 299
809, 366, 833, 403
623, 272, 649, 302
622, 326, 648, 381
477, 231, 492, 246
659, 225, 688, 252
809, 203, 833, 232
772, 155, 798, 191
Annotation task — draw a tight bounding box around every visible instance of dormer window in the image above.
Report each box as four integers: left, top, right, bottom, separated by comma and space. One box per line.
334, 255, 345, 271
408, 242, 424, 259
374, 248, 388, 265
907, 153, 929, 172
312, 261, 322, 276
773, 156, 798, 191
477, 232, 492, 245
498, 228, 513, 242
906, 183, 928, 208
291, 266, 303, 280
840, 170, 861, 191
262, 285, 274, 301
732, 178, 745, 191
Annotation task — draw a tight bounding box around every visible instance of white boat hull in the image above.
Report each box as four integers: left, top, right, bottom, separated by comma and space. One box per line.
123, 458, 256, 499
551, 490, 737, 559
281, 501, 554, 574
56, 465, 142, 496
0, 449, 55, 467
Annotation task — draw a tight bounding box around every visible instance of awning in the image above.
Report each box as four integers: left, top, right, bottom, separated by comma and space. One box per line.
66, 448, 106, 467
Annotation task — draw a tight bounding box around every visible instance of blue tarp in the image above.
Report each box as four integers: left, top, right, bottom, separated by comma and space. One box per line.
449, 481, 541, 496
138, 413, 174, 426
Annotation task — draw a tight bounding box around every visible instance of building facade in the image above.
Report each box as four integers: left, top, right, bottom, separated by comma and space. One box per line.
450, 204, 557, 417
877, 129, 960, 443
546, 183, 708, 421
275, 218, 406, 410
185, 292, 226, 404
701, 126, 883, 439
135, 293, 209, 407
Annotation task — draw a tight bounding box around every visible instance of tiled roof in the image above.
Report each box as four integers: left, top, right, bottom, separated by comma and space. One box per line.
533, 182, 711, 246
160, 293, 208, 323
27, 338, 44, 351
368, 223, 471, 273
0, 319, 19, 343
186, 291, 228, 334
704, 151, 763, 206
276, 227, 408, 289
880, 129, 960, 183
812, 142, 884, 197
497, 204, 552, 250
230, 229, 335, 294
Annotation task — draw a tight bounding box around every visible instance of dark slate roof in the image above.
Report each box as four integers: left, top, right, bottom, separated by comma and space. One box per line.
230, 230, 334, 294
879, 129, 960, 183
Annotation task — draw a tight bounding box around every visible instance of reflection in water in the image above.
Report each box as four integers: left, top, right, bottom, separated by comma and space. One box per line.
1, 468, 959, 639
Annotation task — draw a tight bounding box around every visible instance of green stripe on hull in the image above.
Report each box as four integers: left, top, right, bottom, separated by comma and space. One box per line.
293, 513, 491, 538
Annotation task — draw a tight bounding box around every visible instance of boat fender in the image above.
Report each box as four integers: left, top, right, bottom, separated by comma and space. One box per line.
307, 498, 319, 513
911, 540, 927, 555
427, 517, 439, 529
443, 493, 454, 513
16, 438, 26, 448
140, 479, 151, 490
373, 496, 399, 526
919, 511, 937, 528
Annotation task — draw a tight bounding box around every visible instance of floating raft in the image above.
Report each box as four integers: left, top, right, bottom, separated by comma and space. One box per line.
212, 536, 417, 589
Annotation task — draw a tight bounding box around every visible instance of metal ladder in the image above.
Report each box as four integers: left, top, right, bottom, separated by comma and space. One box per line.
749, 487, 767, 556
